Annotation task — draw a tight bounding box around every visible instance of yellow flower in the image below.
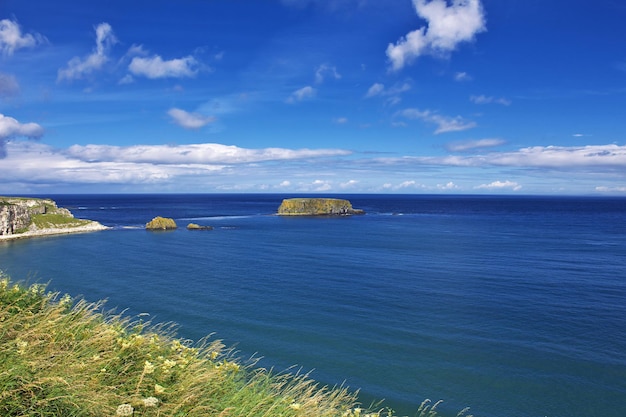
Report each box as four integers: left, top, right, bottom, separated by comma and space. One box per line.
143, 360, 155, 374
154, 384, 165, 394
162, 359, 177, 369
289, 403, 302, 410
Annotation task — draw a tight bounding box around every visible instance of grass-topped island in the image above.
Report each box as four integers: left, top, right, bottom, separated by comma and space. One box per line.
277, 198, 364, 216
0, 197, 107, 241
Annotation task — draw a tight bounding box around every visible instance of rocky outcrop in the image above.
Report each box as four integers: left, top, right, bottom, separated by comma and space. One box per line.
146, 217, 177, 230
0, 197, 107, 240
277, 198, 365, 216
0, 203, 31, 235
186, 223, 213, 231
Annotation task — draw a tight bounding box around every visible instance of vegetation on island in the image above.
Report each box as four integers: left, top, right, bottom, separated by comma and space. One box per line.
187, 223, 214, 231
145, 217, 178, 230
1, 197, 105, 237
277, 199, 365, 216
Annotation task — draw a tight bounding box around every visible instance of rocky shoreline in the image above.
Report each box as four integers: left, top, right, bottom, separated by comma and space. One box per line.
0, 221, 109, 241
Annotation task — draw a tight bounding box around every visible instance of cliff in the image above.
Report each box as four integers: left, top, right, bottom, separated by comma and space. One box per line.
0, 197, 107, 240
277, 198, 365, 216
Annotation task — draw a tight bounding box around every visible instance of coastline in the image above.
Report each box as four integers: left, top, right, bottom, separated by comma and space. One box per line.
0, 221, 109, 242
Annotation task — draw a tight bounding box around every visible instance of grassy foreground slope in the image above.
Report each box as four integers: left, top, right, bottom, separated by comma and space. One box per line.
0, 275, 459, 417
0, 276, 382, 417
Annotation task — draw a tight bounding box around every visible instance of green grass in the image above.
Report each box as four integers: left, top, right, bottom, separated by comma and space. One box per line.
30, 213, 92, 229
0, 274, 473, 417
0, 275, 383, 417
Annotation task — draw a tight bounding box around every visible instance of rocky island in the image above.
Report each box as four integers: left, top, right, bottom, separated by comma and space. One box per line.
277, 198, 365, 216
0, 197, 108, 241
145, 216, 177, 230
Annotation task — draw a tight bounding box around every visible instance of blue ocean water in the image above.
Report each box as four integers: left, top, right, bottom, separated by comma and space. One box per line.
1, 194, 625, 417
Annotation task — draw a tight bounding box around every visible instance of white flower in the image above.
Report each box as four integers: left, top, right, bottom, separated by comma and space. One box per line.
116, 403, 134, 416
142, 396, 159, 407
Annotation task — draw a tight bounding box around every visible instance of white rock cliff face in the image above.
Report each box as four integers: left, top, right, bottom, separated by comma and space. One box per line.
0, 202, 35, 235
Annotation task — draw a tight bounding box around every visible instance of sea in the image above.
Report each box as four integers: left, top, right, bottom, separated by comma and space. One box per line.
0, 194, 625, 417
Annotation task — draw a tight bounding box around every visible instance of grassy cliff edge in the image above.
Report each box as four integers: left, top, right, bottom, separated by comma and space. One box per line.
1, 276, 410, 417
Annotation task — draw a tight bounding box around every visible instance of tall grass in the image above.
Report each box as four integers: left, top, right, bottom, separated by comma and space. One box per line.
0, 274, 471, 417
0, 275, 379, 417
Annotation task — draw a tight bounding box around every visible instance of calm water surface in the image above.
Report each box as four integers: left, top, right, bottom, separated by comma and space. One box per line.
1, 194, 625, 417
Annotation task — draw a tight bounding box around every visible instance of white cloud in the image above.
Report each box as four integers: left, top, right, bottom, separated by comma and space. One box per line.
0, 114, 44, 140
66, 142, 351, 165
445, 138, 505, 152
378, 144, 626, 171
365, 83, 385, 98
168, 108, 216, 129
0, 19, 45, 55
310, 179, 332, 191
470, 94, 511, 106
315, 64, 341, 84
0, 141, 353, 188
340, 179, 358, 188
129, 55, 199, 79
286, 86, 316, 103
475, 180, 522, 191
454, 71, 472, 81
57, 23, 117, 82
399, 108, 477, 134
437, 181, 459, 190
334, 117, 348, 124
387, 0, 486, 71
595, 186, 626, 193
365, 82, 411, 98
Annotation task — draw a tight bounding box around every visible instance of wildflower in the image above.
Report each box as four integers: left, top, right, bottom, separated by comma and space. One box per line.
116, 403, 134, 416
154, 384, 165, 394
209, 351, 219, 360
289, 403, 302, 410
162, 359, 177, 369
16, 339, 28, 354
142, 396, 159, 407
143, 360, 155, 374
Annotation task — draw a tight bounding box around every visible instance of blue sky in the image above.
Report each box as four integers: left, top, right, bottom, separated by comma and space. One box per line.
1, 0, 625, 194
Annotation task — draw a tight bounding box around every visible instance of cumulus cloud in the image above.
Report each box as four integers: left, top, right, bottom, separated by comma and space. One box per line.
0, 114, 44, 158
57, 23, 117, 82
129, 54, 199, 79
0, 73, 20, 98
445, 138, 505, 152
315, 64, 341, 84
0, 114, 44, 139
168, 108, 216, 129
0, 18, 46, 55
475, 180, 522, 191
399, 108, 477, 134
387, 0, 486, 71
286, 86, 316, 103
470, 94, 511, 106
